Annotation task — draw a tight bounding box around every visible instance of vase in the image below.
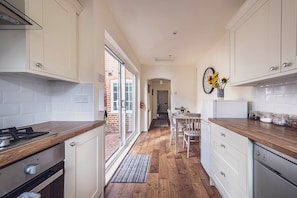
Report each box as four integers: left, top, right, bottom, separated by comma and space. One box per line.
217, 89, 224, 99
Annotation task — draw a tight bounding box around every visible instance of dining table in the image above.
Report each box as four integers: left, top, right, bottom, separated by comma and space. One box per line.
173, 113, 201, 153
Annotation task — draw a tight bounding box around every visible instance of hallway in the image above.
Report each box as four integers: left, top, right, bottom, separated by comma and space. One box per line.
104, 126, 221, 198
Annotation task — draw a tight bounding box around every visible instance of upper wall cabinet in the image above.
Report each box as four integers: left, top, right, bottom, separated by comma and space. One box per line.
0, 0, 82, 82
227, 0, 297, 85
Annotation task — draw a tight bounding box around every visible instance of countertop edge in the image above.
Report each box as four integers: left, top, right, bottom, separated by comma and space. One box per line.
0, 120, 105, 168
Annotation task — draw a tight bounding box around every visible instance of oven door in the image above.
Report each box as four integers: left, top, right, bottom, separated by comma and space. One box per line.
2, 161, 64, 198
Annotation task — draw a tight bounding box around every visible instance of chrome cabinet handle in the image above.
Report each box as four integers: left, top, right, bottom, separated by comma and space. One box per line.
220, 171, 226, 177
282, 62, 291, 68
70, 142, 76, 147
35, 63, 43, 68
220, 144, 225, 148
25, 164, 40, 175
270, 66, 279, 71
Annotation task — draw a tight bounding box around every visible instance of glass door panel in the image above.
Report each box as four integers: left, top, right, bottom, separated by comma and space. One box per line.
104, 50, 120, 161
124, 67, 135, 141
104, 47, 136, 162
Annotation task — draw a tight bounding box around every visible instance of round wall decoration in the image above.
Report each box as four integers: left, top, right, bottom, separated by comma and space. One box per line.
202, 67, 215, 94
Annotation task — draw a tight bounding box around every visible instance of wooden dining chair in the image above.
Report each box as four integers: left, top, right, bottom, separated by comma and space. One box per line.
167, 109, 184, 145
183, 116, 201, 158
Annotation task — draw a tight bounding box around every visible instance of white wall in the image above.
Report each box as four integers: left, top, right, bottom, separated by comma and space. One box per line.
141, 64, 197, 131
196, 33, 253, 112
78, 0, 141, 125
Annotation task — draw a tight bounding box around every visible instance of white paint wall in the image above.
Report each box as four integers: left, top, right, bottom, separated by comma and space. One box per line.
56, 0, 142, 123
196, 33, 253, 112
141, 64, 197, 131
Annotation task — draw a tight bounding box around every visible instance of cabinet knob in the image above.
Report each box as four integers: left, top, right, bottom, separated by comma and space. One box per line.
220, 171, 226, 177
282, 62, 291, 68
220, 133, 226, 137
270, 66, 279, 71
36, 63, 43, 68
220, 144, 226, 149
70, 142, 76, 147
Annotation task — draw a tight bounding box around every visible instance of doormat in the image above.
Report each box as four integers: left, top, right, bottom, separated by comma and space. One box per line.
111, 154, 151, 183
149, 119, 169, 130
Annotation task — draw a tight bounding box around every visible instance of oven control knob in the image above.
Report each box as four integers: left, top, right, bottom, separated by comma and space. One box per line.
25, 164, 40, 175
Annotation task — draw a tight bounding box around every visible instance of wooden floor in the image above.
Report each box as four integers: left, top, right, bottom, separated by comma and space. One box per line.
104, 126, 222, 198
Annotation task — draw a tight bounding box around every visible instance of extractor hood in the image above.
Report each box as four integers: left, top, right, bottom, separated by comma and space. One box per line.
0, 0, 41, 30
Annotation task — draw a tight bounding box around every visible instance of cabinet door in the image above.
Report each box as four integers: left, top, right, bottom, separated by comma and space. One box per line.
281, 0, 297, 72
29, 0, 78, 81
65, 127, 104, 198
230, 0, 281, 83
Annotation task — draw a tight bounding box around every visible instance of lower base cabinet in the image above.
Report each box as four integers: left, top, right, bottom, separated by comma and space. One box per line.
64, 126, 105, 198
210, 123, 252, 198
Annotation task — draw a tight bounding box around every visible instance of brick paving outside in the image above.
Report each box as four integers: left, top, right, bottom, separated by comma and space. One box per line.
105, 133, 119, 161
105, 131, 133, 161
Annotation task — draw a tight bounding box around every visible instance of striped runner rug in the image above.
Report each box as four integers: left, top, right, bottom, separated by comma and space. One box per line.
111, 154, 151, 183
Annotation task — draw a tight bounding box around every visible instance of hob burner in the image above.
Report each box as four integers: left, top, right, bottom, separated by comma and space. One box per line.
0, 127, 50, 148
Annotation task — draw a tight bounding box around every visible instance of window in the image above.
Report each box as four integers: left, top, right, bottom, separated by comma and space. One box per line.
110, 80, 132, 112
111, 80, 119, 111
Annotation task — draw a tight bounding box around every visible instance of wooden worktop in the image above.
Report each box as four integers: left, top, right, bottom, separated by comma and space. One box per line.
0, 120, 105, 168
209, 118, 297, 159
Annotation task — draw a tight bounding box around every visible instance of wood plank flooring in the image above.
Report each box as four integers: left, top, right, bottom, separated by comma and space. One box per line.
104, 126, 222, 198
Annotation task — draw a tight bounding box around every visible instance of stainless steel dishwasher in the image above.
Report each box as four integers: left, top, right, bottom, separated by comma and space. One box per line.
254, 142, 297, 198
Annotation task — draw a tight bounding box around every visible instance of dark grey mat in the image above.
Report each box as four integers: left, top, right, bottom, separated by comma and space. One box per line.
149, 119, 169, 129
111, 154, 151, 183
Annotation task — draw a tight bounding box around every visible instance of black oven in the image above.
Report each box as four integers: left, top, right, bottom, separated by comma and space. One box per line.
0, 143, 65, 198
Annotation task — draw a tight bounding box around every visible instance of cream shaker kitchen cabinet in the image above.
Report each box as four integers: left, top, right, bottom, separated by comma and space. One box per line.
227, 0, 297, 85
210, 123, 252, 198
64, 126, 105, 198
0, 0, 80, 82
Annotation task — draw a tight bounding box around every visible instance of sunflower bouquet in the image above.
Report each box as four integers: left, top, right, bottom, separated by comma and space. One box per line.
207, 72, 229, 89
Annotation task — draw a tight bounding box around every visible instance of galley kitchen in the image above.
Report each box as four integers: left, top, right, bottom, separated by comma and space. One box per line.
1, 0, 297, 198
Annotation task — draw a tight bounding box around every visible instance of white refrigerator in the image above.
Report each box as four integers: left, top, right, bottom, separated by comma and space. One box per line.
200, 100, 248, 176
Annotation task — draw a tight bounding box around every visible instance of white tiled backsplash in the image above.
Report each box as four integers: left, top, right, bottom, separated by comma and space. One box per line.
50, 81, 94, 121
0, 74, 94, 128
252, 80, 297, 115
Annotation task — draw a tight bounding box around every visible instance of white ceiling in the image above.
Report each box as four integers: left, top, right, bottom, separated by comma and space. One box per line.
105, 0, 245, 66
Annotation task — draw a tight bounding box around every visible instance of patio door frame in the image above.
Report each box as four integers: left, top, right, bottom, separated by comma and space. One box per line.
105, 45, 136, 159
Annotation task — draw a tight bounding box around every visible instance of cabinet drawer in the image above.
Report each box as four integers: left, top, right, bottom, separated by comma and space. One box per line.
213, 139, 247, 191
212, 123, 248, 154
212, 152, 247, 198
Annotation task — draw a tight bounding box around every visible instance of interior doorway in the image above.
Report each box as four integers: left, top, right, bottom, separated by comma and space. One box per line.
147, 79, 171, 130
157, 90, 168, 119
